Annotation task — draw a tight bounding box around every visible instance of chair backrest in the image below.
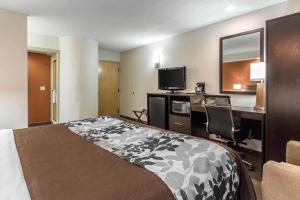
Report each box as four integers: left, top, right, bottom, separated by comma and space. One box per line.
203, 95, 234, 140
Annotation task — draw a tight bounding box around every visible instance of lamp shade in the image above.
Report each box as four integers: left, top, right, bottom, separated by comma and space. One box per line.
250, 62, 266, 81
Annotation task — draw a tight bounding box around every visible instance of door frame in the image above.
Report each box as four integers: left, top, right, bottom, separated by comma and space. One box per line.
50, 53, 59, 124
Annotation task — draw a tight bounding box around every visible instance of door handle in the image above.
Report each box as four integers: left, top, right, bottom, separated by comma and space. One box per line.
174, 122, 183, 126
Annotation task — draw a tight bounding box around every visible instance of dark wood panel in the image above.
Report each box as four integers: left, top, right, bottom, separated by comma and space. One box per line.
266, 12, 300, 162
191, 111, 208, 138
169, 114, 191, 135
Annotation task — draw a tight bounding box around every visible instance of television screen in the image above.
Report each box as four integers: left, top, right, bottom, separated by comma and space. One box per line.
158, 66, 186, 91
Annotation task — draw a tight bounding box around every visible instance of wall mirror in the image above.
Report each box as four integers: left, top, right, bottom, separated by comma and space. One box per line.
220, 28, 264, 94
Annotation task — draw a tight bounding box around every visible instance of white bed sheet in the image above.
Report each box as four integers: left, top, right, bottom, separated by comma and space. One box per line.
0, 129, 31, 200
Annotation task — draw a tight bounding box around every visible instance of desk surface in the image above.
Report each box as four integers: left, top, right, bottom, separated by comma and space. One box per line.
191, 104, 265, 114
191, 104, 265, 121
231, 106, 265, 114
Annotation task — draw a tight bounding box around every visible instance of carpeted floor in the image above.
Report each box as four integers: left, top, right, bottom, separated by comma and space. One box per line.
242, 149, 262, 200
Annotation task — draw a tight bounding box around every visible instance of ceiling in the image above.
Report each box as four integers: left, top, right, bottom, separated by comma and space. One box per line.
0, 0, 286, 52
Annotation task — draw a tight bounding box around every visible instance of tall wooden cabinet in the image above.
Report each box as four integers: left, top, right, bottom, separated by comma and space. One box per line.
266, 12, 300, 162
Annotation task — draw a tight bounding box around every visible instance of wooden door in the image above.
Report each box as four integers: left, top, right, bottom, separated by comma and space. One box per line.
266, 13, 300, 162
98, 61, 119, 116
28, 52, 51, 125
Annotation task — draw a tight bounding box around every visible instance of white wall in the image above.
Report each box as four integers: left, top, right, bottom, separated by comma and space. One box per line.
99, 49, 120, 62
59, 37, 98, 122
119, 1, 300, 119
0, 9, 27, 129
28, 33, 59, 51
288, 0, 300, 13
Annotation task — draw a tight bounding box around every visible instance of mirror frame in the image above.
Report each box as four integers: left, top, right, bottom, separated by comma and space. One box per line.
219, 28, 264, 95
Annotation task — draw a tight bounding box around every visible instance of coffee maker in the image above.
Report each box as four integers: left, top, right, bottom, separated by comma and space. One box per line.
195, 82, 205, 94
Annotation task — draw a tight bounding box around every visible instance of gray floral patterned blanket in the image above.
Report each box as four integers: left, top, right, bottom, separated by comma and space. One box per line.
65, 116, 239, 200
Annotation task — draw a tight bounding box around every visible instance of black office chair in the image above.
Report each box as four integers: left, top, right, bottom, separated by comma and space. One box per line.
203, 94, 254, 170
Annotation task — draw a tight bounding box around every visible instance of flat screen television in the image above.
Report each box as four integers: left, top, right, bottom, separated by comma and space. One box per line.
158, 66, 186, 92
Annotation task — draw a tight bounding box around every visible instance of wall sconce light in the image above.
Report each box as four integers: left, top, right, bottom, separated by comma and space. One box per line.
153, 51, 161, 69
98, 66, 102, 74
233, 84, 242, 90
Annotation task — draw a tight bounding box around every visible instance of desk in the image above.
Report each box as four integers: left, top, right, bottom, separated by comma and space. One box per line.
147, 93, 266, 162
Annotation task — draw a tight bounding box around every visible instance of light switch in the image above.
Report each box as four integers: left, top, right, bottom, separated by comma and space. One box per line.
40, 86, 46, 91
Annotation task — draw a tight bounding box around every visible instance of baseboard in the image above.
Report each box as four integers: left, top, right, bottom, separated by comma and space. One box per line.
51, 120, 58, 124
29, 121, 52, 127
120, 115, 147, 124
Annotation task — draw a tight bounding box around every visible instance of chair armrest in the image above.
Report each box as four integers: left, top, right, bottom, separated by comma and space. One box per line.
262, 161, 300, 200
286, 140, 300, 166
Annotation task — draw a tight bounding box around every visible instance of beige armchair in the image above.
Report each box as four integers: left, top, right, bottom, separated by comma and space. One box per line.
262, 141, 300, 200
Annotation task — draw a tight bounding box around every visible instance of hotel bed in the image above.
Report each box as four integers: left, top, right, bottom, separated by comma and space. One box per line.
0, 116, 256, 200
